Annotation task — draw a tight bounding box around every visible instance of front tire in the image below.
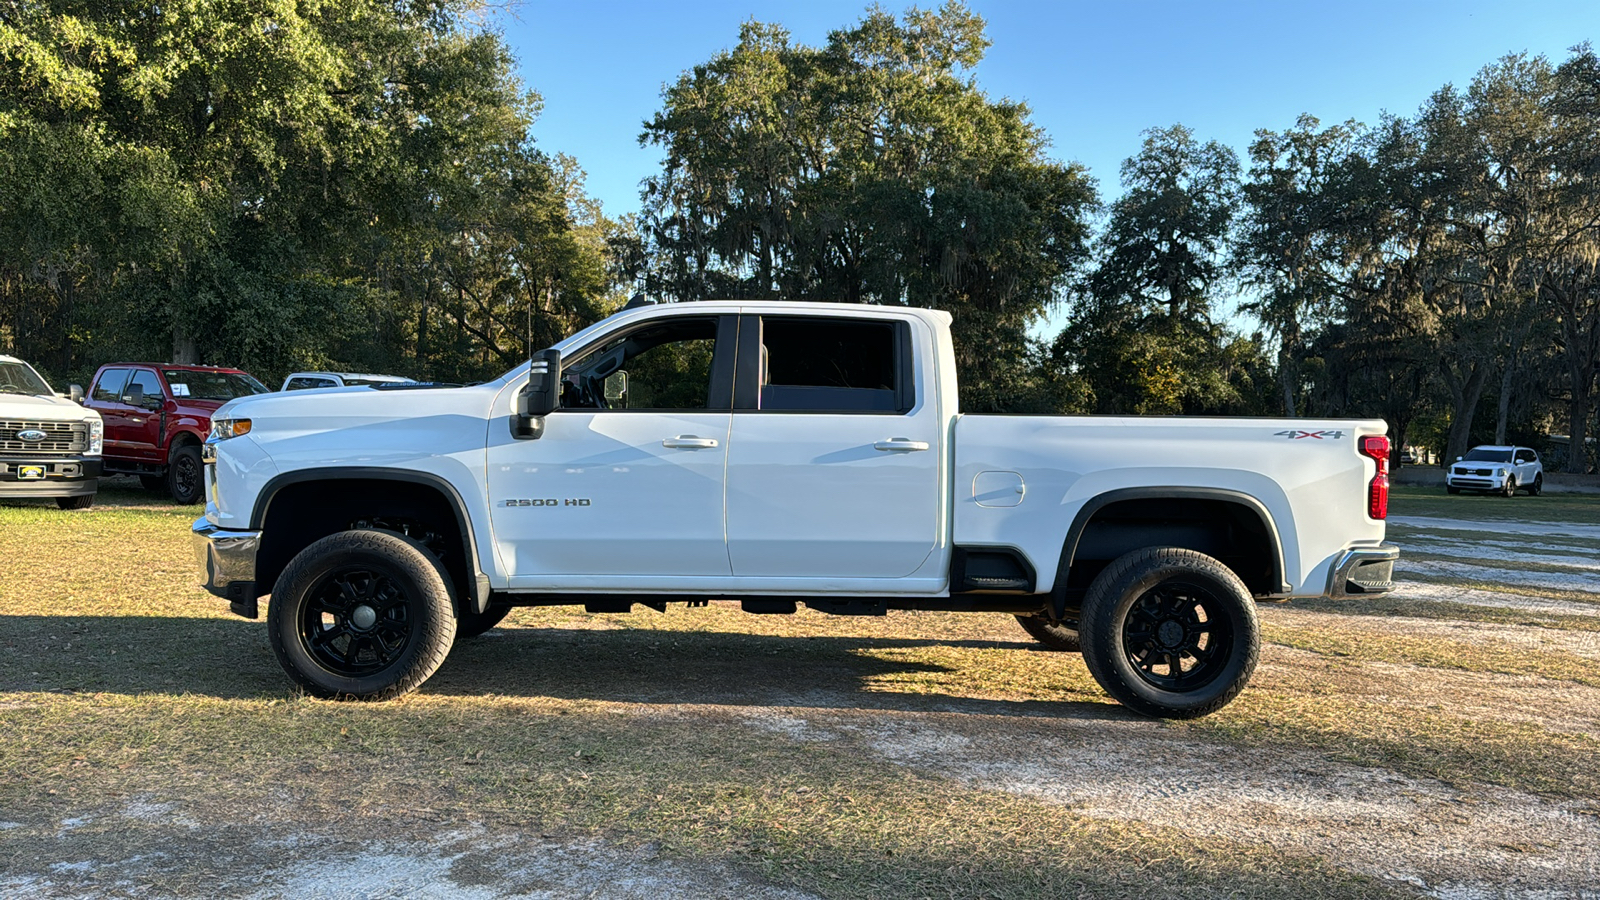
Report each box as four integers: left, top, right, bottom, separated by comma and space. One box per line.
167, 444, 203, 504
1015, 614, 1081, 652
268, 530, 457, 700
1079, 547, 1260, 719
55, 495, 94, 510
1501, 477, 1517, 498
1446, 485, 1461, 495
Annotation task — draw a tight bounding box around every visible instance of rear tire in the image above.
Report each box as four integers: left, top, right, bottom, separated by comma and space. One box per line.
1527, 474, 1542, 496
167, 444, 203, 504
455, 601, 513, 640
1015, 614, 1081, 652
1079, 547, 1260, 719
268, 530, 457, 700
55, 495, 93, 510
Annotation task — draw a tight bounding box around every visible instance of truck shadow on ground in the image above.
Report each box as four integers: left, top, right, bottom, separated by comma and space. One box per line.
0, 614, 1124, 720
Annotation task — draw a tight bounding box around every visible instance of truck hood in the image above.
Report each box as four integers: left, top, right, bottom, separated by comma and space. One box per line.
0, 392, 97, 420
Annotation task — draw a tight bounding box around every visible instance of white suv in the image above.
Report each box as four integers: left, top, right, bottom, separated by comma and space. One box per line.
1447, 445, 1543, 496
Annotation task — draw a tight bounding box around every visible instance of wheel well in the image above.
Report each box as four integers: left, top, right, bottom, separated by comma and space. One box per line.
254, 478, 476, 613
1061, 497, 1280, 600
167, 431, 202, 460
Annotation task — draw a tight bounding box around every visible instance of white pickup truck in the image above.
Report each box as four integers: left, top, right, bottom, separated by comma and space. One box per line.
192, 301, 1398, 717
1, 354, 103, 509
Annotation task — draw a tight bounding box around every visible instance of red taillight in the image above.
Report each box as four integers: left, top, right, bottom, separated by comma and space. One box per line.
1360, 435, 1390, 519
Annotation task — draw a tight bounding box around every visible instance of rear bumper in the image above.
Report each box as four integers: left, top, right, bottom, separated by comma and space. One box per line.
0, 456, 102, 497
1325, 542, 1400, 597
192, 516, 261, 617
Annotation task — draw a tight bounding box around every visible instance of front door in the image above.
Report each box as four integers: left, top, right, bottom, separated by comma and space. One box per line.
486, 315, 737, 585
724, 314, 942, 579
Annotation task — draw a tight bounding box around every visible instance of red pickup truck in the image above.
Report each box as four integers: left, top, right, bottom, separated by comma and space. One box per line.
83, 363, 271, 503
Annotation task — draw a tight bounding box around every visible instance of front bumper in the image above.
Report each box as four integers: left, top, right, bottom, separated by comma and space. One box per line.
1326, 542, 1400, 597
192, 516, 262, 618
1447, 471, 1509, 490
0, 456, 102, 498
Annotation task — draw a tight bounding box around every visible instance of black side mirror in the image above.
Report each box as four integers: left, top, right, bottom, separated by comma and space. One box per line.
513, 348, 561, 440
68, 384, 83, 403
123, 385, 144, 407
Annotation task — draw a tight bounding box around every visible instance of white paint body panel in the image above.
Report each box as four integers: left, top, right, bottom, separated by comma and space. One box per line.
203, 301, 1388, 601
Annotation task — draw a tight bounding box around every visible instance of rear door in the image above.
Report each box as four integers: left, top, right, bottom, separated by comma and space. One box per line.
723, 314, 941, 578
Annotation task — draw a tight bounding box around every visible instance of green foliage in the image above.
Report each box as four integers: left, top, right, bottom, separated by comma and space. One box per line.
1060, 125, 1269, 416
640, 3, 1096, 412
0, 0, 625, 386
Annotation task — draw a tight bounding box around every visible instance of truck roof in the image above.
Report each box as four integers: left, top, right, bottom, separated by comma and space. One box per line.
96, 362, 251, 374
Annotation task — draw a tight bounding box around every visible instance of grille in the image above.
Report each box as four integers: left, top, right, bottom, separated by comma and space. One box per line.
0, 420, 86, 454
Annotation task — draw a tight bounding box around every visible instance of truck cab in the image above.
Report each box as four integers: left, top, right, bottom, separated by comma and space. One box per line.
84, 363, 270, 503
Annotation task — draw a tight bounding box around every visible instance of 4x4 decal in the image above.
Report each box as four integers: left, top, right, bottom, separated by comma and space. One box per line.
1275, 429, 1345, 440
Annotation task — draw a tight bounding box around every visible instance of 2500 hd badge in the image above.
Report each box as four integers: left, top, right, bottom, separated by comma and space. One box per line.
503, 498, 591, 507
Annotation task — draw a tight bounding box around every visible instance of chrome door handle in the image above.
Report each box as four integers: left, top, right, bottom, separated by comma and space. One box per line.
874, 438, 929, 452
662, 435, 719, 449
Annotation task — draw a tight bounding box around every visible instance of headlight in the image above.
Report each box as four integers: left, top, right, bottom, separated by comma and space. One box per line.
1495, 467, 1506, 477
210, 418, 252, 440
85, 419, 102, 456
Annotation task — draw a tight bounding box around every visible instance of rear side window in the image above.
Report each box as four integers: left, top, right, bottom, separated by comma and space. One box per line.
757, 317, 905, 412
92, 368, 129, 403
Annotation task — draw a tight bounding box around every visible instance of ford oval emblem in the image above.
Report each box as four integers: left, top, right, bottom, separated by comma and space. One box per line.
16, 429, 48, 442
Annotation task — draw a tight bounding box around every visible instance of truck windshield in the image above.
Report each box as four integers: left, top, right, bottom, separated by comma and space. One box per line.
1463, 448, 1513, 463
163, 370, 271, 401
0, 360, 53, 395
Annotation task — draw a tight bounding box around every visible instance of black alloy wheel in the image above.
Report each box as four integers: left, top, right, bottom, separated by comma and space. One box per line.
168, 444, 203, 504
298, 567, 416, 676
269, 530, 456, 699
1079, 547, 1260, 719
1119, 582, 1233, 691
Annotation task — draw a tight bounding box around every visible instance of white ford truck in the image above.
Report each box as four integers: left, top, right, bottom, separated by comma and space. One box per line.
1, 354, 103, 509
192, 301, 1398, 717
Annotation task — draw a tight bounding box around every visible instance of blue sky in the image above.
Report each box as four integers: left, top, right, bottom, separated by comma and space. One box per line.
501, 0, 1600, 220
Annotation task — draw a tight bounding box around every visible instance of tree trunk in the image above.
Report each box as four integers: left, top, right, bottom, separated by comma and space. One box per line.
172, 328, 198, 365
1567, 355, 1593, 474
1442, 360, 1489, 463
1494, 359, 1514, 445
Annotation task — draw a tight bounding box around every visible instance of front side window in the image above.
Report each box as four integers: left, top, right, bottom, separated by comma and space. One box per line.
92, 368, 130, 403
758, 317, 902, 412
561, 318, 720, 411
125, 369, 163, 403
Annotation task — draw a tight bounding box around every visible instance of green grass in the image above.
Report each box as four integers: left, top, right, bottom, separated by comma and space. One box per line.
1389, 483, 1600, 525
